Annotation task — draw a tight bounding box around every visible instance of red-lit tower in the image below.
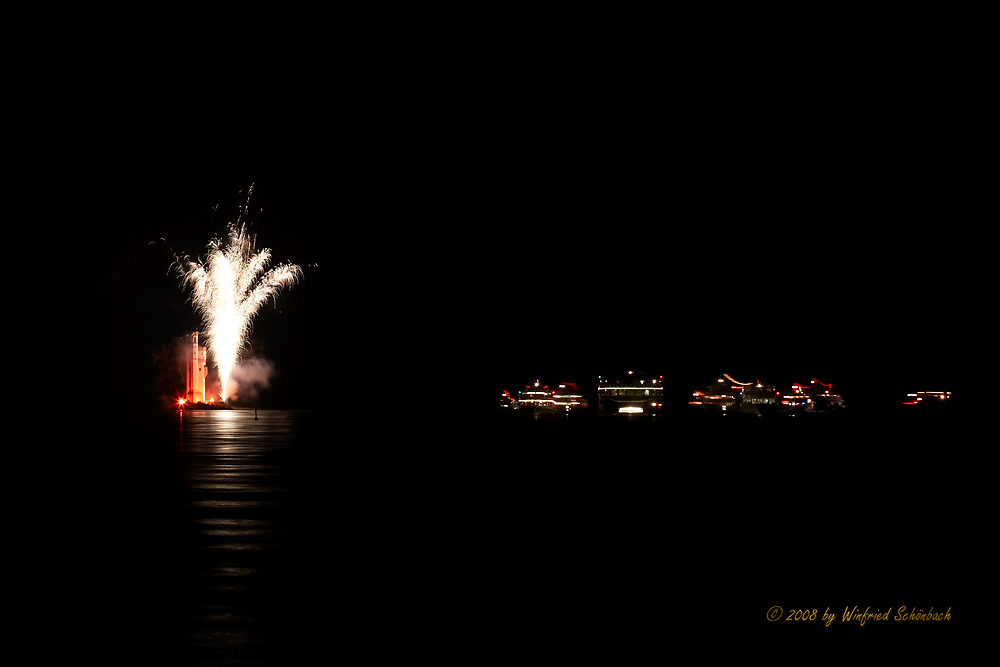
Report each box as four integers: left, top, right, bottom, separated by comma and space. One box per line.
185, 331, 208, 403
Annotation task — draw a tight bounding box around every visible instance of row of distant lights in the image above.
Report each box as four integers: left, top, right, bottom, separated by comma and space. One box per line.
599, 371, 662, 386
516, 381, 584, 402
512, 378, 947, 403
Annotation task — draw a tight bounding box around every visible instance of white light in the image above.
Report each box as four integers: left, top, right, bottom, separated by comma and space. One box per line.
599, 387, 664, 391
619, 407, 643, 413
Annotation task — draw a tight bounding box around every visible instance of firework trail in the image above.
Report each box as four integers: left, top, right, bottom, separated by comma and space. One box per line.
175, 213, 302, 402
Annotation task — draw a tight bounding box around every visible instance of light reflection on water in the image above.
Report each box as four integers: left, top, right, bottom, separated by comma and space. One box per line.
176, 409, 304, 665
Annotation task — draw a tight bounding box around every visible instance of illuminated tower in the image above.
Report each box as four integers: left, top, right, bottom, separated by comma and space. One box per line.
186, 331, 208, 403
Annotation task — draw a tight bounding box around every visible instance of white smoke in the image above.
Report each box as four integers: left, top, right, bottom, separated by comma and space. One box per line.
226, 357, 278, 403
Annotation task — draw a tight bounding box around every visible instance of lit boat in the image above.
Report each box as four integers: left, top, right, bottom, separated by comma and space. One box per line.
598, 371, 663, 415
517, 380, 558, 413
498, 379, 590, 414
901, 391, 951, 407
688, 374, 778, 416
552, 382, 589, 411
778, 378, 844, 413
498, 389, 518, 411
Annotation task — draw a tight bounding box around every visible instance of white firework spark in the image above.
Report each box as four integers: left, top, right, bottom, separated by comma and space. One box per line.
176, 222, 302, 402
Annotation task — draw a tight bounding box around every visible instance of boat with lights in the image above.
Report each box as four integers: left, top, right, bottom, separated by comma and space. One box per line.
498, 389, 518, 411
597, 371, 664, 415
499, 380, 590, 413
551, 382, 589, 411
778, 379, 844, 413
688, 374, 778, 416
901, 391, 952, 409
517, 380, 558, 414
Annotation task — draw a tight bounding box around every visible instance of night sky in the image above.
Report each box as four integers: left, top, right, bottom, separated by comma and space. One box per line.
90, 53, 973, 417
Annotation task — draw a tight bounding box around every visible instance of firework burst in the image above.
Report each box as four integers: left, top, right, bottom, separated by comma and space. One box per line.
175, 222, 302, 402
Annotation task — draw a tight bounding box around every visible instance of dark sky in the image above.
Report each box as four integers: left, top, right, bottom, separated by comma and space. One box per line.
91, 54, 973, 414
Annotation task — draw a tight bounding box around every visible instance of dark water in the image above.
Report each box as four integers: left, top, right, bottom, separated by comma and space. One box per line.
473, 409, 974, 656
87, 409, 332, 665
82, 407, 973, 662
